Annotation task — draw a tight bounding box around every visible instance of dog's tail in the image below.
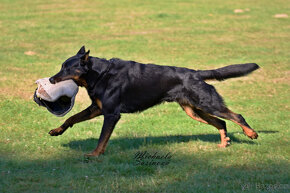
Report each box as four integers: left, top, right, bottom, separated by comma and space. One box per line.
197, 63, 259, 81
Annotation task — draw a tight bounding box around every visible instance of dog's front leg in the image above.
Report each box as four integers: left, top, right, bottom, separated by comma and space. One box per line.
85, 113, 120, 157
49, 105, 102, 136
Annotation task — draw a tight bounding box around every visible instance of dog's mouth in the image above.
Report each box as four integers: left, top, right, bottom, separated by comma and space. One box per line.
50, 75, 82, 86
49, 76, 69, 84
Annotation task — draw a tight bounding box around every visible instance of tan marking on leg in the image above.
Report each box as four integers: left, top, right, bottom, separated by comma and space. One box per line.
49, 127, 65, 136
96, 99, 102, 109
218, 129, 230, 147
222, 109, 258, 139
232, 120, 258, 139
180, 104, 231, 147
89, 108, 102, 118
191, 108, 231, 147
182, 105, 208, 124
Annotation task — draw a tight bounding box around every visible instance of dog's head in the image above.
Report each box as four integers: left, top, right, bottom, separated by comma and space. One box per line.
49, 46, 90, 87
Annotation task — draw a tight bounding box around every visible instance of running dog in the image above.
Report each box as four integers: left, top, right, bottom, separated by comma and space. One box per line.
49, 46, 259, 157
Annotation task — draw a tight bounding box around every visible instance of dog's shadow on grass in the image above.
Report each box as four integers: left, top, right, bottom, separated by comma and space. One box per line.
62, 132, 261, 152
256, 130, 278, 134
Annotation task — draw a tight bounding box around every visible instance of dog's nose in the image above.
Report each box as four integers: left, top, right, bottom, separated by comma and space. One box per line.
49, 77, 56, 84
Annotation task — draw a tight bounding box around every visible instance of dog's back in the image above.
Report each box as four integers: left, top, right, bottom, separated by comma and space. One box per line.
107, 58, 199, 113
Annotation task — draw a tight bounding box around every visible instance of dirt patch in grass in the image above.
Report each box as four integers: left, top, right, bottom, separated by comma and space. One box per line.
274, 14, 288, 18
0, 87, 33, 100
0, 68, 38, 100
24, 51, 37, 56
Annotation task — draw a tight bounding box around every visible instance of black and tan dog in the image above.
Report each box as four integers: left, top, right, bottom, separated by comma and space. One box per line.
49, 46, 259, 157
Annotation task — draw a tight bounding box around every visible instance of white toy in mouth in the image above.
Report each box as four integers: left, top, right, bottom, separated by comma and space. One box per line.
33, 78, 79, 117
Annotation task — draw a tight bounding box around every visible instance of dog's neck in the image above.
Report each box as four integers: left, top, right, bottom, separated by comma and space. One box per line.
81, 57, 112, 91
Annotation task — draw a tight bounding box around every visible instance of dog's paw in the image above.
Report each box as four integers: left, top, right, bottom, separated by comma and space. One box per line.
249, 132, 258, 139
218, 137, 231, 148
84, 152, 101, 158
84, 153, 98, 157
84, 150, 104, 157
244, 130, 258, 139
49, 127, 64, 136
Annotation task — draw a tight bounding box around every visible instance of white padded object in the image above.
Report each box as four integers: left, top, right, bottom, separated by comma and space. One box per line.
34, 78, 79, 117
35, 78, 78, 102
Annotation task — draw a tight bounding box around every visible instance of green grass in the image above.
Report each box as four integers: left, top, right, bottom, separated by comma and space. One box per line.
0, 0, 289, 192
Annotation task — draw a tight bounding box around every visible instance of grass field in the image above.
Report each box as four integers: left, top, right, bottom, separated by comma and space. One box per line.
0, 0, 289, 192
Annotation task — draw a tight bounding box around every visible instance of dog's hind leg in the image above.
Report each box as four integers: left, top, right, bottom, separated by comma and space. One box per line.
184, 80, 257, 142
181, 105, 208, 124
213, 108, 258, 139
180, 105, 230, 147
194, 108, 231, 147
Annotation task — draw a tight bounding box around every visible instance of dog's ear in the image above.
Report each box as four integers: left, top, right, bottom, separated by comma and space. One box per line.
91, 59, 109, 75
80, 50, 90, 65
77, 46, 86, 55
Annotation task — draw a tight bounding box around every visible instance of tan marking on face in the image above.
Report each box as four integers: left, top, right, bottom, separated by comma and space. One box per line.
73, 76, 88, 88
96, 99, 102, 109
